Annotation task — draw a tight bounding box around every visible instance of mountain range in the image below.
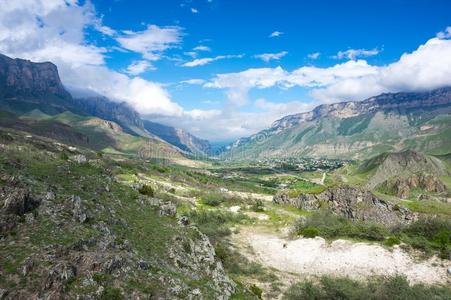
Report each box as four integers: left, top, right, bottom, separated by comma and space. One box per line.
1, 53, 451, 162
224, 87, 451, 160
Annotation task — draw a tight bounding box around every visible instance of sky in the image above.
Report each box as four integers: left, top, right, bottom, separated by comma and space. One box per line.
0, 0, 451, 142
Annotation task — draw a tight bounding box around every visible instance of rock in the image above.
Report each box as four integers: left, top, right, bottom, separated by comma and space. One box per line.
382, 174, 448, 199
45, 262, 77, 289
168, 227, 236, 298
71, 154, 87, 164
159, 202, 176, 217
45, 191, 55, 201
1, 187, 40, 216
21, 258, 34, 276
274, 186, 414, 227
178, 216, 190, 226
0, 289, 7, 300
448, 267, 451, 275
137, 260, 150, 270
70, 195, 91, 223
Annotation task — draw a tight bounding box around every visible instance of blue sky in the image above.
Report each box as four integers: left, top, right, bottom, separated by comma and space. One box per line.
1, 0, 451, 141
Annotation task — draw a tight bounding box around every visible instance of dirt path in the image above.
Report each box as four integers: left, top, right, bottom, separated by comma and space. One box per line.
233, 228, 450, 285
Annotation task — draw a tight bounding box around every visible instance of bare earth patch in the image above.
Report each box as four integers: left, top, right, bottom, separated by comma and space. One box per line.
234, 228, 450, 285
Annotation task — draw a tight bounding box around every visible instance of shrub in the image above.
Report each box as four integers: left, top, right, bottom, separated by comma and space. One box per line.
138, 184, 154, 197
249, 284, 263, 299
187, 209, 247, 243
294, 210, 388, 241
199, 191, 230, 207
383, 236, 401, 247
96, 151, 103, 158
393, 217, 451, 258
283, 275, 451, 300
59, 152, 69, 160
252, 199, 265, 212
299, 227, 320, 238
100, 286, 122, 300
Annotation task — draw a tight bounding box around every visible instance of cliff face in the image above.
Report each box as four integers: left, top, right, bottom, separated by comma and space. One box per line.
0, 54, 74, 113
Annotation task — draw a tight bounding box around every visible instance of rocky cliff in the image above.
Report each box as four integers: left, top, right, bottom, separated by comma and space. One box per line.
225, 88, 451, 160
274, 186, 414, 227
0, 54, 75, 114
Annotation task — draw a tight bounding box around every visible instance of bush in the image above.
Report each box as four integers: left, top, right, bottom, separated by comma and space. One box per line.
249, 284, 263, 299
283, 275, 451, 300
383, 236, 401, 247
299, 227, 320, 238
393, 217, 451, 258
294, 210, 388, 241
252, 199, 265, 212
199, 191, 230, 207
100, 286, 122, 300
96, 151, 103, 158
187, 209, 247, 243
59, 152, 69, 160
138, 184, 154, 197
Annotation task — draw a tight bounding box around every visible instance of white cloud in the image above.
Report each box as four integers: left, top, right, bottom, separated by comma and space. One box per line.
191, 8, 199, 14
193, 45, 211, 52
180, 79, 206, 85
182, 54, 243, 67
308, 52, 320, 59
125, 60, 154, 76
116, 24, 182, 60
0, 0, 184, 117
437, 26, 451, 39
152, 99, 313, 141
334, 48, 380, 60
269, 31, 283, 38
207, 33, 451, 105
254, 51, 287, 62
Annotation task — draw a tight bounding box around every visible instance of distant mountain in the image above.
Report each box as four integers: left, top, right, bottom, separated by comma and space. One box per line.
143, 120, 211, 155
0, 53, 211, 155
225, 88, 451, 160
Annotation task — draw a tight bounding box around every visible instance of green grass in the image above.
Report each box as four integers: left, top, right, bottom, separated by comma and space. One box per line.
402, 199, 451, 216
287, 179, 326, 197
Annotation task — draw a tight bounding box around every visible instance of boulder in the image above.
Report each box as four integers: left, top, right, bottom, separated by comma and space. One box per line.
1, 187, 40, 215
159, 202, 176, 217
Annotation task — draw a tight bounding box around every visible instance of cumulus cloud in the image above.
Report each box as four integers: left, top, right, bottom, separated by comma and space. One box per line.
308, 52, 320, 59
0, 0, 184, 117
182, 54, 243, 67
125, 60, 154, 75
191, 8, 199, 14
437, 26, 451, 39
207, 33, 451, 105
180, 79, 206, 85
193, 45, 211, 52
334, 48, 380, 60
254, 51, 287, 62
116, 25, 182, 61
269, 31, 283, 38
